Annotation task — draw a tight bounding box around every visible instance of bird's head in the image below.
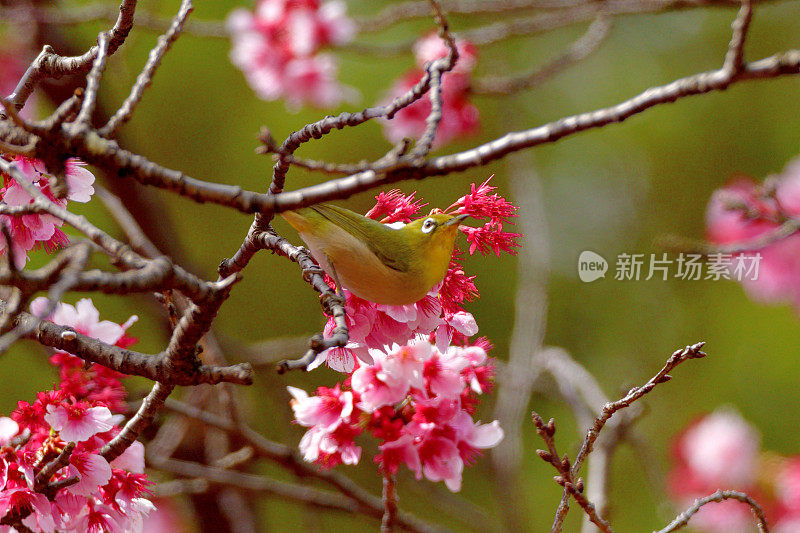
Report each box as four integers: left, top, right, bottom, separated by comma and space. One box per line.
403, 213, 469, 278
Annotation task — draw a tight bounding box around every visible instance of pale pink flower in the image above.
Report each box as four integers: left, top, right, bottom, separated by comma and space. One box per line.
774, 515, 800, 533
226, 0, 356, 110
352, 355, 410, 412
30, 297, 137, 345
423, 352, 464, 398
413, 33, 478, 73
451, 411, 504, 449
0, 157, 95, 268
679, 408, 760, 487
287, 385, 353, 430
777, 458, 800, 512
71, 502, 120, 533
44, 404, 114, 443
283, 54, 356, 111
66, 450, 113, 497
297, 426, 336, 463
110, 441, 145, 474
0, 488, 55, 532
0, 418, 19, 445
416, 432, 463, 492
378, 434, 421, 477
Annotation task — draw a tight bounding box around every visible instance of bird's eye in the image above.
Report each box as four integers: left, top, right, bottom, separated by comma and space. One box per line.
421, 218, 437, 234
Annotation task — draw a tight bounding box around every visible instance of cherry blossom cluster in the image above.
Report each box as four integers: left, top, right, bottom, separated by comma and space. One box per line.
706, 157, 800, 311
288, 182, 516, 490
382, 33, 480, 148
0, 297, 153, 532
226, 0, 356, 110
0, 156, 95, 269
289, 338, 502, 491
669, 408, 800, 532
315, 179, 520, 372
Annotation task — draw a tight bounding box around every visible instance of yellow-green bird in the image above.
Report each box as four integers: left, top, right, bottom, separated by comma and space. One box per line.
281, 204, 468, 305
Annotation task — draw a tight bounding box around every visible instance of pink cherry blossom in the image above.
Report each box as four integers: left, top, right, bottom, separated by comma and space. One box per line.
0, 157, 96, 268
67, 450, 113, 497
382, 69, 479, 148
413, 33, 478, 74
44, 404, 114, 443
415, 431, 464, 492
0, 487, 55, 532
423, 352, 464, 398
227, 0, 355, 110
678, 409, 759, 487
777, 458, 800, 512
382, 34, 480, 147
704, 159, 800, 312
109, 441, 145, 475
377, 434, 421, 477
0, 418, 19, 445
31, 297, 137, 345
0, 297, 150, 533
288, 385, 353, 430
351, 355, 410, 412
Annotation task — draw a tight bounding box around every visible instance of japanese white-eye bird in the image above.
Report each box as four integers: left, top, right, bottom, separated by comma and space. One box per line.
281, 204, 469, 305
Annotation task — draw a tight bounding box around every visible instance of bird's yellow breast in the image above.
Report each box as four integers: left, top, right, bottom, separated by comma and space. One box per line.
296, 222, 431, 305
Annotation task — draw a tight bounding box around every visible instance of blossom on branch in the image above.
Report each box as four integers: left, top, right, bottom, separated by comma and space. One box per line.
312, 183, 519, 372
706, 158, 800, 311
382, 34, 480, 148
288, 183, 511, 491
668, 407, 800, 532
0, 156, 95, 269
0, 298, 151, 532
227, 0, 356, 110
288, 339, 502, 491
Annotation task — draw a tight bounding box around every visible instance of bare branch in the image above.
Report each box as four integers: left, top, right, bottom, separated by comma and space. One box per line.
100, 0, 195, 136
655, 489, 769, 533
7, 0, 137, 109
472, 16, 612, 95
722, 0, 753, 75
74, 33, 110, 126
551, 342, 707, 532
382, 472, 399, 533
101, 382, 175, 463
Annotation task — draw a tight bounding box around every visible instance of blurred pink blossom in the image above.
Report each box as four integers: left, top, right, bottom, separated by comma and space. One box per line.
706, 158, 800, 311
227, 0, 356, 110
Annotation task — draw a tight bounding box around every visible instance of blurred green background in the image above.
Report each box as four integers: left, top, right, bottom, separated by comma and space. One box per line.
3, 0, 800, 531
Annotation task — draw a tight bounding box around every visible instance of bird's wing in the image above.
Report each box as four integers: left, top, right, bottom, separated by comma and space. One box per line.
310, 204, 411, 272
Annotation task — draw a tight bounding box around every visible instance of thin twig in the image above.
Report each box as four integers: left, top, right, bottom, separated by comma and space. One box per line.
654, 490, 769, 533
382, 472, 399, 532
471, 16, 613, 95
100, 0, 194, 136
74, 32, 110, 125
550, 342, 707, 532
101, 382, 175, 463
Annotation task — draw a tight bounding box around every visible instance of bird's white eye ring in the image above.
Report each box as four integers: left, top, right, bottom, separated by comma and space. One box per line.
421, 218, 436, 234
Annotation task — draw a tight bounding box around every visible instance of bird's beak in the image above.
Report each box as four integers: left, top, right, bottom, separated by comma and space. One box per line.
444, 214, 470, 227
